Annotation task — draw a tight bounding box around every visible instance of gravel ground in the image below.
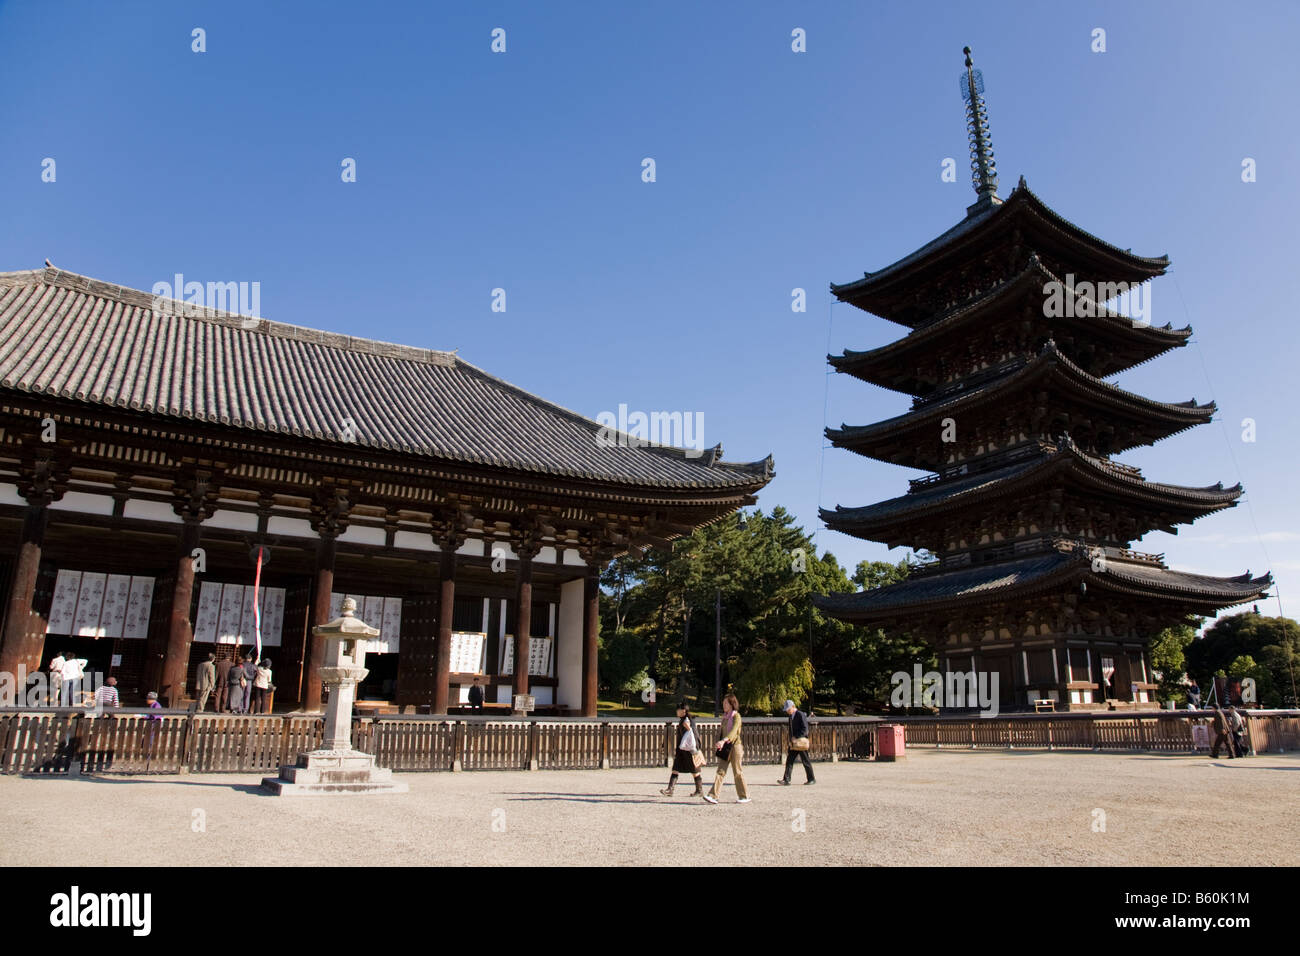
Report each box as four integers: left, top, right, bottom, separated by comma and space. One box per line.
3, 750, 1296, 867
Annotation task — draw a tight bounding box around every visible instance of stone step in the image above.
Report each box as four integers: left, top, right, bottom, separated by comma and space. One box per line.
261, 776, 409, 796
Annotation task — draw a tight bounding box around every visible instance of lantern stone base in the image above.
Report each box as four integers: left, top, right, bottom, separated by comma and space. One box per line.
261, 750, 409, 796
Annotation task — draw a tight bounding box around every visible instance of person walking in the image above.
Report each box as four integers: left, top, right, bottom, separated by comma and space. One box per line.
196, 653, 217, 713
1230, 706, 1249, 757
703, 693, 748, 804
254, 659, 273, 714
778, 699, 816, 786
48, 650, 66, 707
1209, 706, 1236, 759
660, 702, 705, 797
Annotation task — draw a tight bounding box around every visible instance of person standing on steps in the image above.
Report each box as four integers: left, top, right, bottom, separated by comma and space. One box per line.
196, 653, 217, 713
660, 702, 704, 797
778, 699, 816, 786
703, 693, 749, 804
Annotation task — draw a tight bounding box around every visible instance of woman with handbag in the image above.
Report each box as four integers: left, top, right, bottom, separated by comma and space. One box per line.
254, 659, 274, 714
778, 699, 816, 785
703, 693, 749, 804
660, 702, 705, 796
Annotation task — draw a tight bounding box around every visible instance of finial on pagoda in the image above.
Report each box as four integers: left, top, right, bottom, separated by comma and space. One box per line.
960, 46, 1000, 214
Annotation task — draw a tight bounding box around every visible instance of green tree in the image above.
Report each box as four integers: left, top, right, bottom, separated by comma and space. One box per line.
598, 629, 650, 700
734, 644, 814, 712
1186, 612, 1299, 707
1149, 623, 1197, 705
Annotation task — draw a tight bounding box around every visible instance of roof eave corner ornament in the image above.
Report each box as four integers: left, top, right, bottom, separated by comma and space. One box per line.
961, 46, 1001, 217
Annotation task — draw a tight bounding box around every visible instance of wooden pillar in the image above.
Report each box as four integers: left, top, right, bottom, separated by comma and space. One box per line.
0, 451, 67, 679
581, 568, 599, 717
0, 503, 51, 678
303, 532, 337, 711
159, 518, 202, 706
434, 548, 456, 715
304, 485, 351, 711
512, 550, 534, 699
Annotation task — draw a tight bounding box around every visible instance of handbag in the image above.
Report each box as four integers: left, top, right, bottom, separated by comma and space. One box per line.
717, 740, 733, 762
691, 750, 705, 770
680, 727, 697, 753
791, 736, 810, 751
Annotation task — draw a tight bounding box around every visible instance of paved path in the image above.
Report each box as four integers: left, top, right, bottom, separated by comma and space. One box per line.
3, 750, 1296, 866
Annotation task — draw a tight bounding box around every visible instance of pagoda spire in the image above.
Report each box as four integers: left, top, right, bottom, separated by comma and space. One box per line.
961, 46, 1000, 213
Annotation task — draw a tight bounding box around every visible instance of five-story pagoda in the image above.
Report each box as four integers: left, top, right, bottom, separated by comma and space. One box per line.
815, 49, 1272, 711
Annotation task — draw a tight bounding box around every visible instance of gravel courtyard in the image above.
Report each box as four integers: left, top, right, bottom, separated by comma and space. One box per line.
4, 749, 1296, 867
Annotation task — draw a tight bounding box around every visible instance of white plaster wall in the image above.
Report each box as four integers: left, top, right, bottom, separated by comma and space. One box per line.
204, 509, 258, 532
562, 550, 587, 568
556, 577, 585, 711
124, 499, 181, 523
337, 524, 387, 547
267, 516, 314, 538
457, 538, 485, 558
50, 491, 115, 516
394, 530, 437, 551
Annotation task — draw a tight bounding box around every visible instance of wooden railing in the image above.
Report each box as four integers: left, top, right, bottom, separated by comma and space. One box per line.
896, 711, 1300, 754
1, 710, 1295, 776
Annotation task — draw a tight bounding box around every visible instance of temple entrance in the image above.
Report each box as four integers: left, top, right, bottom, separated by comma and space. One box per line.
358, 652, 398, 702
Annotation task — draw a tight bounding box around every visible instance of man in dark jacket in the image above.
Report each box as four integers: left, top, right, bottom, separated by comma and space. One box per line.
778, 699, 816, 785
1209, 706, 1236, 759
242, 655, 259, 714
468, 677, 484, 713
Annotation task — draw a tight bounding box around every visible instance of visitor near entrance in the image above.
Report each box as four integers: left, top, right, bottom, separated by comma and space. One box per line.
468, 677, 484, 713
59, 655, 86, 707
255, 659, 273, 714
660, 702, 704, 797
47, 651, 65, 707
225, 657, 246, 714
778, 699, 816, 786
92, 676, 120, 710
241, 656, 258, 713
196, 653, 217, 713
704, 694, 748, 804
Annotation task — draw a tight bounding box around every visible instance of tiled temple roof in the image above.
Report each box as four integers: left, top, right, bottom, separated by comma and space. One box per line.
0, 268, 773, 491
826, 341, 1215, 464
821, 441, 1241, 536
829, 179, 1169, 325
814, 550, 1272, 621
828, 255, 1191, 393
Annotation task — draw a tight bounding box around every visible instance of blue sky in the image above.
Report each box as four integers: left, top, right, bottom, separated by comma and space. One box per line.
3, 0, 1297, 624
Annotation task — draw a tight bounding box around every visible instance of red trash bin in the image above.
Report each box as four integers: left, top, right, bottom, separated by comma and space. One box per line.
876, 723, 906, 761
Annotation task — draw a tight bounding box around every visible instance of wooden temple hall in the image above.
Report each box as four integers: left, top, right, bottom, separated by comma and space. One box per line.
815, 49, 1272, 710
0, 266, 773, 714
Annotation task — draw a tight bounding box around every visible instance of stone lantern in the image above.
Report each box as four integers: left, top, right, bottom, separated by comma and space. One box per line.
263, 598, 408, 795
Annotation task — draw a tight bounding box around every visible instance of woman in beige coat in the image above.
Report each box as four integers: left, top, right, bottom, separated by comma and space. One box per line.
703, 693, 749, 804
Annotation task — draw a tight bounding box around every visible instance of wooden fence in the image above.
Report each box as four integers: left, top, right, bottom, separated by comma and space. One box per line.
1, 709, 1295, 776
896, 711, 1300, 754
